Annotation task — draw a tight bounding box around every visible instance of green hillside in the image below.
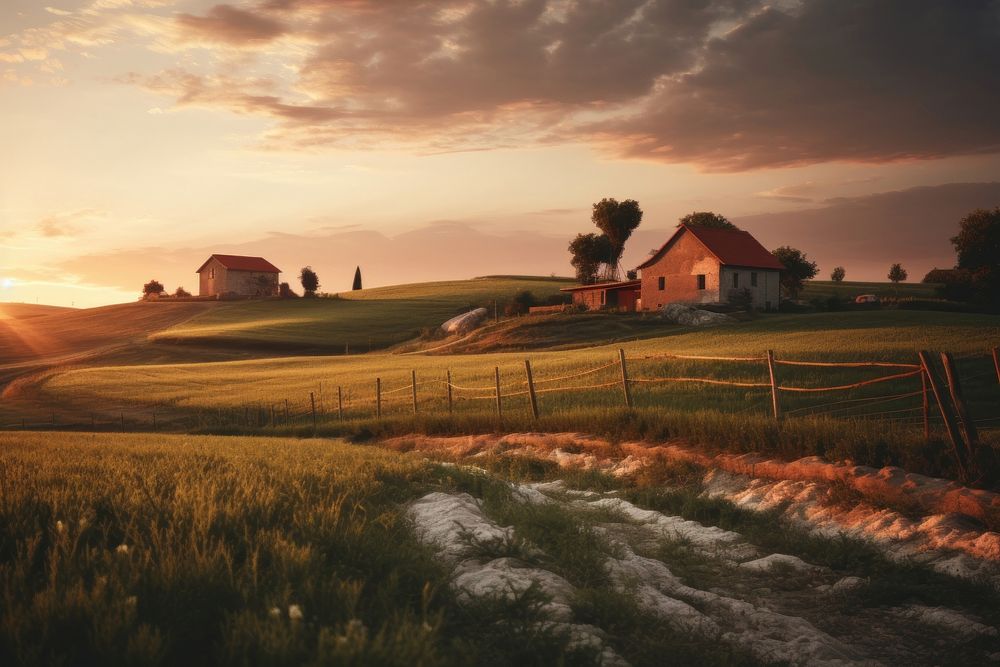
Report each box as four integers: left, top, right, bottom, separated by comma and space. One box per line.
151, 276, 574, 351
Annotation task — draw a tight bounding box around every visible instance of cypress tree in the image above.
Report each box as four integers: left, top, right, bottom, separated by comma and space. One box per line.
352, 266, 362, 291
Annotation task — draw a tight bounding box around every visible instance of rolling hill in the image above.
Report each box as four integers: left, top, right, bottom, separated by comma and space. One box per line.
149, 276, 575, 352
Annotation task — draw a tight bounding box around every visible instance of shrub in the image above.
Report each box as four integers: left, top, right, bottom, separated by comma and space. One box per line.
174, 286, 191, 297
505, 290, 537, 316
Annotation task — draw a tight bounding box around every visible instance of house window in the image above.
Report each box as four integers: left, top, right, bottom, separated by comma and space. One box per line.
751, 272, 758, 287
600, 290, 606, 305
210, 267, 215, 279
733, 273, 739, 289
697, 274, 706, 290
657, 276, 665, 291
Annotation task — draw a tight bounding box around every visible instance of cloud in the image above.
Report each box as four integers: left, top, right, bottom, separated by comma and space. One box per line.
9, 0, 1000, 170
176, 4, 287, 45
36, 209, 104, 237
732, 181, 1000, 280
755, 182, 818, 203
588, 1, 1000, 170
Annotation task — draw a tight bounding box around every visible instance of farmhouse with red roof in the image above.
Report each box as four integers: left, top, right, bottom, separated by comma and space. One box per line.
196, 254, 281, 297
560, 224, 783, 312
636, 224, 783, 311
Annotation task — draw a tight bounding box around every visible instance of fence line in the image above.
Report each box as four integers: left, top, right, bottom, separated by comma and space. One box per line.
775, 369, 923, 393
773, 359, 920, 370
629, 376, 772, 388
640, 353, 767, 362
10, 346, 998, 472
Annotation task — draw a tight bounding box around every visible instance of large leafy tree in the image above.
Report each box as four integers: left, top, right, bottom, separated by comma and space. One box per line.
771, 246, 818, 298
568, 233, 612, 284
830, 266, 846, 282
887, 263, 907, 284
951, 207, 1000, 307
299, 266, 319, 297
591, 198, 643, 280
142, 280, 164, 297
678, 211, 738, 230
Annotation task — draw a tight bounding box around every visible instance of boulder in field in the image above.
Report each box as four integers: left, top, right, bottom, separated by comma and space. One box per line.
660, 303, 735, 327
441, 307, 488, 335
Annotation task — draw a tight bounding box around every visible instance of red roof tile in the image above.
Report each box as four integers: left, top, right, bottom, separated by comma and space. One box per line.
196, 254, 281, 273
637, 225, 785, 271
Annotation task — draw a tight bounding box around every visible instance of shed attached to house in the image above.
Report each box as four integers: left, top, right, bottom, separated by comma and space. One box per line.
636, 225, 783, 311
196, 254, 281, 297
560, 279, 641, 312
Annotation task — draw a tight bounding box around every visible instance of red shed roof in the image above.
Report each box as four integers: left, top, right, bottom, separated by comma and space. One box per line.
637, 224, 785, 271
196, 254, 281, 274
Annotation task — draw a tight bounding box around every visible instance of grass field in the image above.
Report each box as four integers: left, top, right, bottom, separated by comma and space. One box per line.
3, 432, 997, 665
0, 301, 219, 366
25, 310, 1000, 480
150, 277, 575, 352
0, 303, 77, 320
1, 431, 619, 666
801, 280, 940, 301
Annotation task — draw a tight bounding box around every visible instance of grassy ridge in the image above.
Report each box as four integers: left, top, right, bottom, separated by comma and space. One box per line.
150, 277, 574, 351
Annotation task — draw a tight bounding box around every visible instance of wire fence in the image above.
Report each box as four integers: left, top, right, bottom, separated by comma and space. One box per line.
8, 346, 1000, 474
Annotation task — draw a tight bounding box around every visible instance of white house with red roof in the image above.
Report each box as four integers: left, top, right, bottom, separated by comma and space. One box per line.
196, 254, 281, 297
635, 224, 784, 311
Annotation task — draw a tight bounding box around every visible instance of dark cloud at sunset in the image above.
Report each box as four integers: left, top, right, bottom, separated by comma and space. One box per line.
154, 0, 1000, 169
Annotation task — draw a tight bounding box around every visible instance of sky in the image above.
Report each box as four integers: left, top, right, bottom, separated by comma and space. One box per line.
1, 0, 999, 308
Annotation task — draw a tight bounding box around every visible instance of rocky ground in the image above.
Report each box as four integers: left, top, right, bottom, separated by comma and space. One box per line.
392, 432, 1000, 665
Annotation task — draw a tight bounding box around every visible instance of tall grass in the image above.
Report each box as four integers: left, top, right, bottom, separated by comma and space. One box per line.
0, 432, 596, 666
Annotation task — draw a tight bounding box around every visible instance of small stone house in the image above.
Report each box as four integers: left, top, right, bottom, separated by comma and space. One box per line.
636, 225, 783, 311
196, 254, 281, 297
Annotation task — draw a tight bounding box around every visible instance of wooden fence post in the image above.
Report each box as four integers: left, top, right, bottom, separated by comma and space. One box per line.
152, 409, 157, 431
270, 404, 276, 427
310, 392, 317, 432
338, 386, 344, 421
993, 346, 1000, 385
411, 370, 418, 414
766, 350, 781, 420
494, 367, 502, 419
525, 359, 539, 419
940, 352, 979, 455
376, 378, 382, 419
446, 370, 453, 413
921, 368, 930, 441
918, 351, 969, 483
284, 399, 290, 424
618, 349, 633, 408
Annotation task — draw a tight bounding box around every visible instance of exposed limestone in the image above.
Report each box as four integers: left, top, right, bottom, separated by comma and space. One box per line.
659, 303, 736, 327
